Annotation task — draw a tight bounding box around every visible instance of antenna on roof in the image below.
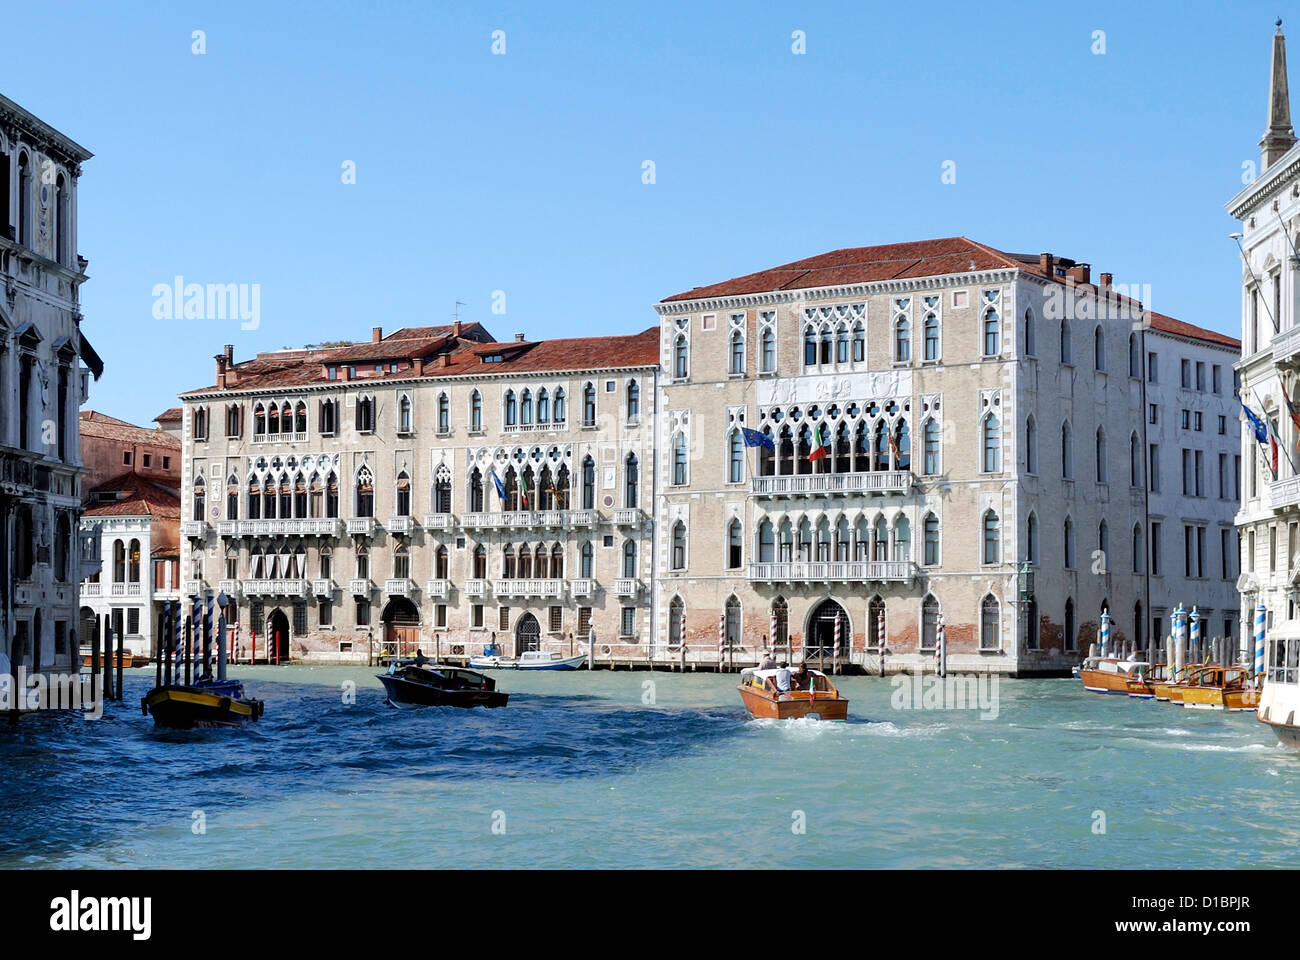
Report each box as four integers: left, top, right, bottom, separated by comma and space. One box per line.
454, 300, 465, 324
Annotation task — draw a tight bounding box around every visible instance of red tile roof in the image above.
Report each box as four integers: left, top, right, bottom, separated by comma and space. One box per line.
82, 472, 181, 519
154, 407, 182, 423
80, 411, 181, 449
180, 324, 660, 395
662, 236, 1240, 350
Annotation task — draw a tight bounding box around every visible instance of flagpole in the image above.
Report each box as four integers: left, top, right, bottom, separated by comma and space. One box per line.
1243, 394, 1280, 481
1251, 387, 1298, 478
1233, 233, 1279, 334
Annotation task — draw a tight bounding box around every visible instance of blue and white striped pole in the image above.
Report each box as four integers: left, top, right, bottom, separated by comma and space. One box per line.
1099, 610, 1110, 658
1255, 603, 1267, 688
1190, 606, 1201, 664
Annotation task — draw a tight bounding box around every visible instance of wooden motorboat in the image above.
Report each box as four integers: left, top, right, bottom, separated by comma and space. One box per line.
1152, 679, 1186, 703
1179, 666, 1260, 712
81, 649, 149, 669
468, 650, 587, 671
1077, 656, 1152, 694
141, 678, 264, 729
377, 660, 508, 709
737, 667, 848, 720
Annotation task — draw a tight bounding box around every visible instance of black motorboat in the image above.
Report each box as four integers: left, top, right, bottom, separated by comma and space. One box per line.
377, 660, 508, 708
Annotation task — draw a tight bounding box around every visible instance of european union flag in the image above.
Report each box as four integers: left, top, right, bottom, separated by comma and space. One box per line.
489, 468, 507, 501
1241, 401, 1268, 444
742, 427, 774, 450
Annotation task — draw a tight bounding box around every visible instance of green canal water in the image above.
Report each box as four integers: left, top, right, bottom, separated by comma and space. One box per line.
1, 668, 1297, 869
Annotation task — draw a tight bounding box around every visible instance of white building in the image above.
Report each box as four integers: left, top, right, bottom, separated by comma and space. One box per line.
0, 93, 101, 695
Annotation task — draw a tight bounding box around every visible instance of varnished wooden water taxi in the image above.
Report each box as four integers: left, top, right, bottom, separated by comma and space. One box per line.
1178, 665, 1260, 712
737, 667, 848, 720
1077, 656, 1152, 694
142, 679, 265, 729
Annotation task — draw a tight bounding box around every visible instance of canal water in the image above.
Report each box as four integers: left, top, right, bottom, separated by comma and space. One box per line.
2, 668, 1297, 869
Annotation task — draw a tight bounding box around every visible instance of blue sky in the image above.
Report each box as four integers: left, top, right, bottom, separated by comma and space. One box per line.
4, 0, 1283, 425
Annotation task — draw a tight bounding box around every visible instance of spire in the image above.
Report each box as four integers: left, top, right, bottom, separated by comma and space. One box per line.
1262, 18, 1297, 170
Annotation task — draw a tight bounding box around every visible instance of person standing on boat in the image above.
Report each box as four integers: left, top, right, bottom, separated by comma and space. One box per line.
758, 649, 776, 670
774, 661, 792, 698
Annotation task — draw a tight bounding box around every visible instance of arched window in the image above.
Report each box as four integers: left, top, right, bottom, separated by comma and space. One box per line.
294, 473, 307, 517
624, 454, 639, 508
309, 475, 323, 518
726, 518, 743, 569
1024, 308, 1036, 356
895, 420, 911, 471
356, 466, 374, 518
17, 152, 31, 246
803, 324, 817, 366
582, 382, 597, 426
520, 389, 533, 425
982, 414, 1000, 473
1063, 516, 1075, 568
554, 388, 567, 423
921, 594, 939, 650
1132, 523, 1144, 573
894, 316, 911, 362
981, 594, 1000, 650
1061, 421, 1073, 478
395, 471, 411, 517
1128, 331, 1140, 377
53, 174, 68, 265
729, 329, 745, 375
581, 456, 596, 509
772, 596, 789, 647
893, 516, 911, 561
761, 328, 776, 372
674, 334, 689, 379
247, 479, 262, 520
278, 473, 292, 519
473, 544, 487, 579
504, 390, 517, 426
437, 393, 449, 434
580, 540, 594, 578
1095, 427, 1107, 483
923, 512, 940, 565
319, 398, 337, 435
671, 520, 687, 570
226, 403, 242, 438
835, 323, 848, 364
128, 539, 142, 583
326, 472, 339, 518
470, 390, 483, 432
1025, 415, 1038, 473
1129, 432, 1141, 487
852, 321, 865, 362
253, 402, 266, 436
434, 465, 452, 514
193, 477, 206, 521
1093, 326, 1106, 371
923, 310, 940, 361
626, 380, 639, 422
982, 305, 1000, 356
538, 388, 550, 423
724, 595, 742, 648
356, 395, 374, 433
1027, 511, 1038, 563
393, 541, 410, 579
622, 539, 637, 578
672, 433, 688, 486
982, 509, 1000, 564
922, 418, 941, 475
295, 401, 307, 434
670, 595, 685, 645
868, 595, 885, 649
551, 542, 564, 578
502, 544, 516, 579
468, 467, 484, 512
1059, 319, 1072, 365
728, 429, 744, 483
758, 518, 775, 562
112, 539, 126, 583
435, 545, 449, 580
227, 475, 240, 519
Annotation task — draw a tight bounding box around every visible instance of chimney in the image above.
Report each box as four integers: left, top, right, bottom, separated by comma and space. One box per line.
440, 352, 451, 368
223, 343, 233, 365
1066, 264, 1091, 284
1038, 253, 1054, 276
1099, 272, 1113, 289
1262, 20, 1297, 170
453, 320, 463, 338
372, 326, 383, 343
215, 354, 227, 389
415, 357, 426, 376
514, 332, 525, 342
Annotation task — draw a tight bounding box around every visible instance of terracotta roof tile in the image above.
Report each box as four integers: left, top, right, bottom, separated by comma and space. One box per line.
83, 472, 181, 519
79, 411, 182, 449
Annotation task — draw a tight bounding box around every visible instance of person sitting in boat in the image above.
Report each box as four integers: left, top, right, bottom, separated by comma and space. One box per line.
412, 649, 429, 667
793, 661, 810, 691
758, 649, 776, 670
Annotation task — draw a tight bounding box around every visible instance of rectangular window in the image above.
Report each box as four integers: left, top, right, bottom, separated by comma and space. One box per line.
1147, 352, 1158, 383
1194, 412, 1202, 432
127, 608, 140, 635
1212, 364, 1222, 394
319, 599, 332, 626
1222, 528, 1232, 580
1151, 521, 1162, 575
499, 606, 510, 632
1148, 404, 1158, 425
163, 456, 171, 469
1195, 361, 1206, 392
1149, 444, 1160, 493
1219, 453, 1228, 499
435, 604, 447, 629
356, 600, 370, 626
620, 606, 636, 638
1180, 409, 1190, 430
1249, 529, 1256, 573
123, 451, 132, 465
549, 606, 563, 633
1270, 525, 1278, 573
471, 604, 484, 629
1218, 415, 1226, 435
1181, 358, 1191, 389
143, 453, 152, 468
1181, 449, 1191, 496
1194, 450, 1203, 497
577, 607, 592, 637
293, 602, 308, 635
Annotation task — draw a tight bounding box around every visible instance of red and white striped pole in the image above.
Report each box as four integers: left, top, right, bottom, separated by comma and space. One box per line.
833, 614, 842, 674
877, 611, 885, 675
936, 614, 947, 679
770, 610, 778, 653
718, 614, 726, 673
679, 609, 687, 651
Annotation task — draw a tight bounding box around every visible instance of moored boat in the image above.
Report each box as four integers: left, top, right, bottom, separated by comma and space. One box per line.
377, 660, 508, 708
468, 650, 587, 670
81, 648, 150, 669
737, 667, 848, 720
1179, 665, 1259, 711
1077, 656, 1152, 694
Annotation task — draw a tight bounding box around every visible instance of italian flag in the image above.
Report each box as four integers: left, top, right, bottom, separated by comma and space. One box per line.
520, 472, 532, 508
809, 422, 831, 461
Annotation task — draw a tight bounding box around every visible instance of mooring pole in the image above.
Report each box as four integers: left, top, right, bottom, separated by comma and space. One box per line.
115, 623, 124, 702
184, 615, 192, 687
93, 614, 103, 700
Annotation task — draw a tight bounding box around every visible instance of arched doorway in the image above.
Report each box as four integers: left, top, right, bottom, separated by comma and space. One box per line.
515, 613, 541, 654
381, 597, 420, 659
267, 608, 290, 663
79, 607, 98, 659
806, 598, 848, 659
